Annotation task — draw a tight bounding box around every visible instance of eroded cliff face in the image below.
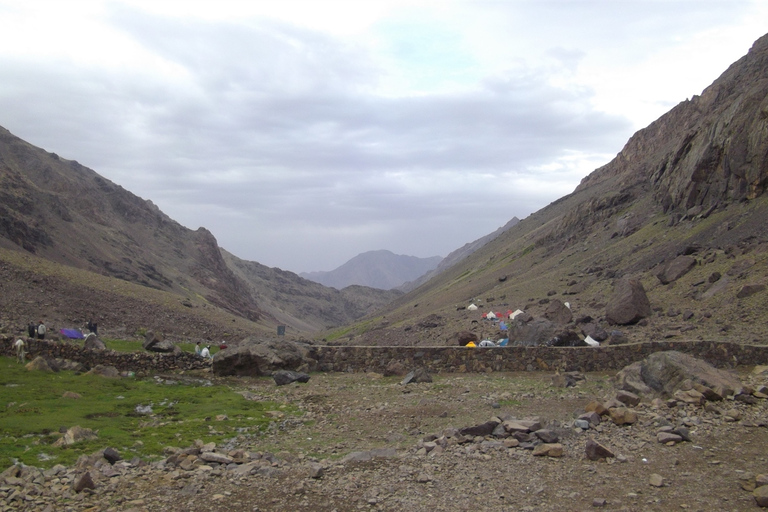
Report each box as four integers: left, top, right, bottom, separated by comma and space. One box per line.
0, 126, 263, 323
577, 34, 768, 215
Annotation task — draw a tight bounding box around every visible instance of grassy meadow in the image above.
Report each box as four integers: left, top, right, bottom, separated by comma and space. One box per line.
0, 355, 284, 469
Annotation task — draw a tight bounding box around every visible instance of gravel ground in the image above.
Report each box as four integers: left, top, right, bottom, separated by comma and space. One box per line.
5, 368, 768, 512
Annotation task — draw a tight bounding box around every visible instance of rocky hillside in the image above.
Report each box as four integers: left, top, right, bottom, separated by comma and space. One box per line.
399, 216, 520, 292
0, 127, 398, 340
300, 250, 442, 290
330, 33, 768, 348
223, 250, 402, 333
0, 127, 261, 321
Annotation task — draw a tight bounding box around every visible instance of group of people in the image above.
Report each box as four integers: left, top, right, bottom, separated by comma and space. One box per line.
27, 321, 46, 340
195, 341, 213, 360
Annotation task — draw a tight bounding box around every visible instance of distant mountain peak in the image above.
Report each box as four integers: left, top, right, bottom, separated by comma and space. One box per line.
300, 251, 442, 290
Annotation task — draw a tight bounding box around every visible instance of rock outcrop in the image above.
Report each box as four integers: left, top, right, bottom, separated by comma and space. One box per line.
212, 338, 316, 377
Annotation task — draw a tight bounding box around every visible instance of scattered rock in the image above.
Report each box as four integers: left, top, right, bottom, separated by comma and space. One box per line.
585, 439, 615, 460
656, 255, 696, 284
737, 284, 765, 298
402, 368, 432, 384
272, 370, 310, 386
53, 426, 98, 447
755, 486, 768, 507
532, 443, 563, 457
73, 471, 95, 492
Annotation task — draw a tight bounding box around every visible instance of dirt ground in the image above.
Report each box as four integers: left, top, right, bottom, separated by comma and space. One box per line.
79, 367, 768, 512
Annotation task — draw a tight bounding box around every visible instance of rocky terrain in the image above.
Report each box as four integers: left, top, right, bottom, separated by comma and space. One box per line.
3, 352, 768, 511
333, 33, 768, 350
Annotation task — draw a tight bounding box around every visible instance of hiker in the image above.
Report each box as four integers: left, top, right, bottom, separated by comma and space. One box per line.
195, 341, 202, 356
87, 319, 98, 335
14, 339, 26, 363
37, 321, 46, 340
27, 322, 36, 338
200, 345, 212, 360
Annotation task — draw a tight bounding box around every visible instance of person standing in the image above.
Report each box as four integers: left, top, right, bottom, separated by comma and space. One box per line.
37, 321, 46, 340
195, 341, 202, 356
27, 322, 36, 338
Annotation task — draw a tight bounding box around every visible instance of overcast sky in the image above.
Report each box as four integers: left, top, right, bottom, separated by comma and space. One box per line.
1, 1, 766, 273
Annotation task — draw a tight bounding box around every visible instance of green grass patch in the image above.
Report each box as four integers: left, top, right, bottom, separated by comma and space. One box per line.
0, 357, 286, 468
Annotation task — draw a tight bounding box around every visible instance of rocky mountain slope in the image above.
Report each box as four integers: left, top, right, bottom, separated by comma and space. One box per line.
399, 216, 520, 293
332, 33, 768, 348
0, 127, 397, 340
223, 250, 402, 333
300, 250, 442, 290
2, 33, 767, 347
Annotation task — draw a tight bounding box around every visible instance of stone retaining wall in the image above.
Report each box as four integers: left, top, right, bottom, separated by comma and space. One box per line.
308, 340, 768, 374
3, 337, 768, 375
0, 337, 210, 373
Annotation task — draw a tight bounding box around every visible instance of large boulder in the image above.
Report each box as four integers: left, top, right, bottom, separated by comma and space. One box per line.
580, 321, 608, 342
546, 328, 585, 347
454, 331, 478, 347
142, 331, 177, 353
272, 370, 310, 386
544, 299, 573, 325
656, 255, 697, 284
617, 351, 743, 399
605, 278, 652, 325
212, 338, 315, 377
25, 356, 58, 372
615, 361, 653, 395
83, 333, 106, 351
508, 318, 557, 346
639, 351, 743, 397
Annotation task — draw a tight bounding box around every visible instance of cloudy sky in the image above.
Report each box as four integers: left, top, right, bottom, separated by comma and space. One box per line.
1, 1, 766, 273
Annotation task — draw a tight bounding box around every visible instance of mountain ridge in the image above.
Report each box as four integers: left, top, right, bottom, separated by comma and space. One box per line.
2, 33, 768, 349
0, 126, 398, 338
300, 249, 442, 290
329, 32, 768, 348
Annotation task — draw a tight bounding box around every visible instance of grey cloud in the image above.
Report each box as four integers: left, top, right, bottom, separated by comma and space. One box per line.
9, 2, 738, 272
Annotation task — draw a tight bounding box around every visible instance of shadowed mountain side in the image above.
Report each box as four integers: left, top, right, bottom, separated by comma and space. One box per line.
0, 247, 263, 342
223, 250, 403, 333
300, 250, 442, 290
329, 33, 768, 348
0, 126, 261, 323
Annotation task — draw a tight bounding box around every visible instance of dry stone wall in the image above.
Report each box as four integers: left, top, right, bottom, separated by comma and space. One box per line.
309, 340, 768, 374
0, 337, 210, 373
3, 337, 768, 375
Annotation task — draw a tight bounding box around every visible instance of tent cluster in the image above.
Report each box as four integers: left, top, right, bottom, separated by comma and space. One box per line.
464, 300, 597, 348
467, 304, 525, 321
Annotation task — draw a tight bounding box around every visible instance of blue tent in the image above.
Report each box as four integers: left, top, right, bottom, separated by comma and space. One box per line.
60, 329, 84, 339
